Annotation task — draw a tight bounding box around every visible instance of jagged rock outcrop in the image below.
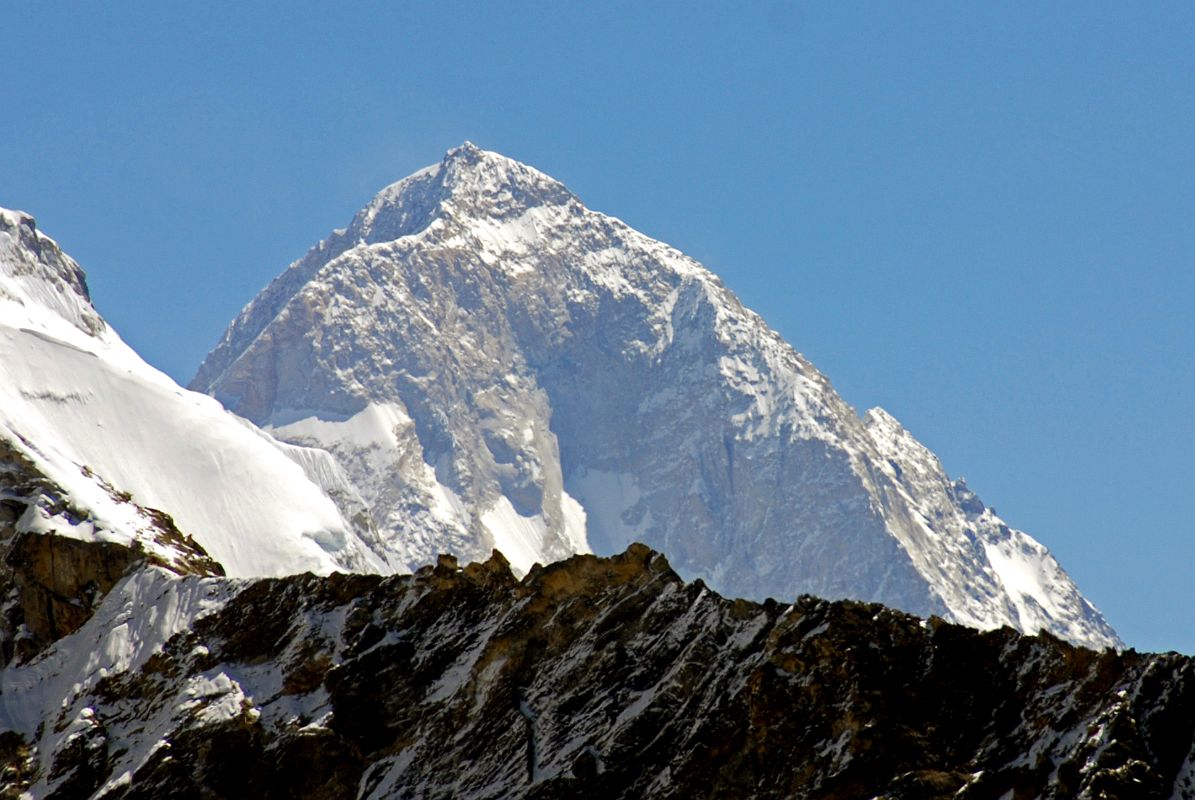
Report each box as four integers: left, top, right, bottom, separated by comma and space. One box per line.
191, 144, 1119, 648
2, 547, 1191, 798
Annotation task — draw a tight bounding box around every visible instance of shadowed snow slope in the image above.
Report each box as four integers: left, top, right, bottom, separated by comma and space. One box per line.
0, 208, 384, 577
192, 144, 1118, 648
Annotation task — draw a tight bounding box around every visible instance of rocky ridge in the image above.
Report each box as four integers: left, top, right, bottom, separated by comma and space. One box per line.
193, 143, 1119, 648
0, 546, 1191, 799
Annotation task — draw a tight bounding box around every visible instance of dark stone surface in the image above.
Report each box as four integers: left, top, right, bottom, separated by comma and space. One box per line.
6, 546, 1194, 798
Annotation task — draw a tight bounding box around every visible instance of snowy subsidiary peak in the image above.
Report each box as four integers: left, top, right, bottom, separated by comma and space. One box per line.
192, 146, 1120, 649
0, 206, 386, 579
0, 208, 104, 341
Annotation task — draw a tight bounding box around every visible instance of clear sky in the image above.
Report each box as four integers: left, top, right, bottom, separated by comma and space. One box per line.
2, 3, 1192, 652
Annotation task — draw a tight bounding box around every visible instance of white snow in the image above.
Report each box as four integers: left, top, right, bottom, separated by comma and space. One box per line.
481, 496, 550, 575
480, 488, 591, 575
271, 401, 591, 573
568, 469, 646, 554
0, 208, 385, 577
559, 491, 590, 555
185, 146, 1120, 649
983, 536, 1066, 635
1169, 741, 1195, 799
0, 568, 234, 736
270, 402, 409, 450
862, 406, 1121, 649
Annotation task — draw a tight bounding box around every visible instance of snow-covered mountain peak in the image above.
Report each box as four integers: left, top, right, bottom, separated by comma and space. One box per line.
347, 143, 575, 248
0, 206, 105, 342
864, 406, 942, 468
0, 210, 390, 579
0, 207, 37, 231
193, 148, 1121, 649
436, 140, 572, 206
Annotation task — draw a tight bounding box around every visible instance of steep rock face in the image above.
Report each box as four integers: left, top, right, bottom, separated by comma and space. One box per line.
192, 144, 1117, 648
2, 548, 1191, 799
0, 207, 386, 578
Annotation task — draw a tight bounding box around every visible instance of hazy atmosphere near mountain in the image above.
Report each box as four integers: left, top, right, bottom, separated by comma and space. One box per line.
2, 2, 1192, 661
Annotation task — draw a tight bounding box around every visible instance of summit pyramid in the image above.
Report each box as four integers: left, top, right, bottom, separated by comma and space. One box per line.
192, 144, 1119, 649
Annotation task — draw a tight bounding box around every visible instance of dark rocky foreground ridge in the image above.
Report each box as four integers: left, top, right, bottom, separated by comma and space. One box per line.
1, 544, 1193, 799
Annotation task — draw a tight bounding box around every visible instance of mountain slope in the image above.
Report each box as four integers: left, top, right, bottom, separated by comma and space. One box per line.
0, 207, 384, 579
191, 144, 1119, 649
2, 547, 1191, 799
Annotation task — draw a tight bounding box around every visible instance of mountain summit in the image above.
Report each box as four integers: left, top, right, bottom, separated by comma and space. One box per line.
192, 145, 1119, 649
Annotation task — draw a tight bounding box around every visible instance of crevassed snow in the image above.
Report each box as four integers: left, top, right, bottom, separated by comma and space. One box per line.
270, 402, 409, 450
270, 402, 466, 569
0, 327, 375, 576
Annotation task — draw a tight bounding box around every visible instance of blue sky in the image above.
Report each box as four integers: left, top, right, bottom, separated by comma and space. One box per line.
2, 3, 1192, 651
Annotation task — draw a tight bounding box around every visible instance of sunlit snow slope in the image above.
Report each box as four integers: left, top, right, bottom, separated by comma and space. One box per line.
193, 144, 1120, 648
0, 208, 384, 577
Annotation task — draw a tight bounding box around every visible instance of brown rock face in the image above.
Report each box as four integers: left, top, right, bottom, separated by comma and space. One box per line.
0, 438, 224, 663
9, 545, 1194, 799
5, 533, 143, 659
